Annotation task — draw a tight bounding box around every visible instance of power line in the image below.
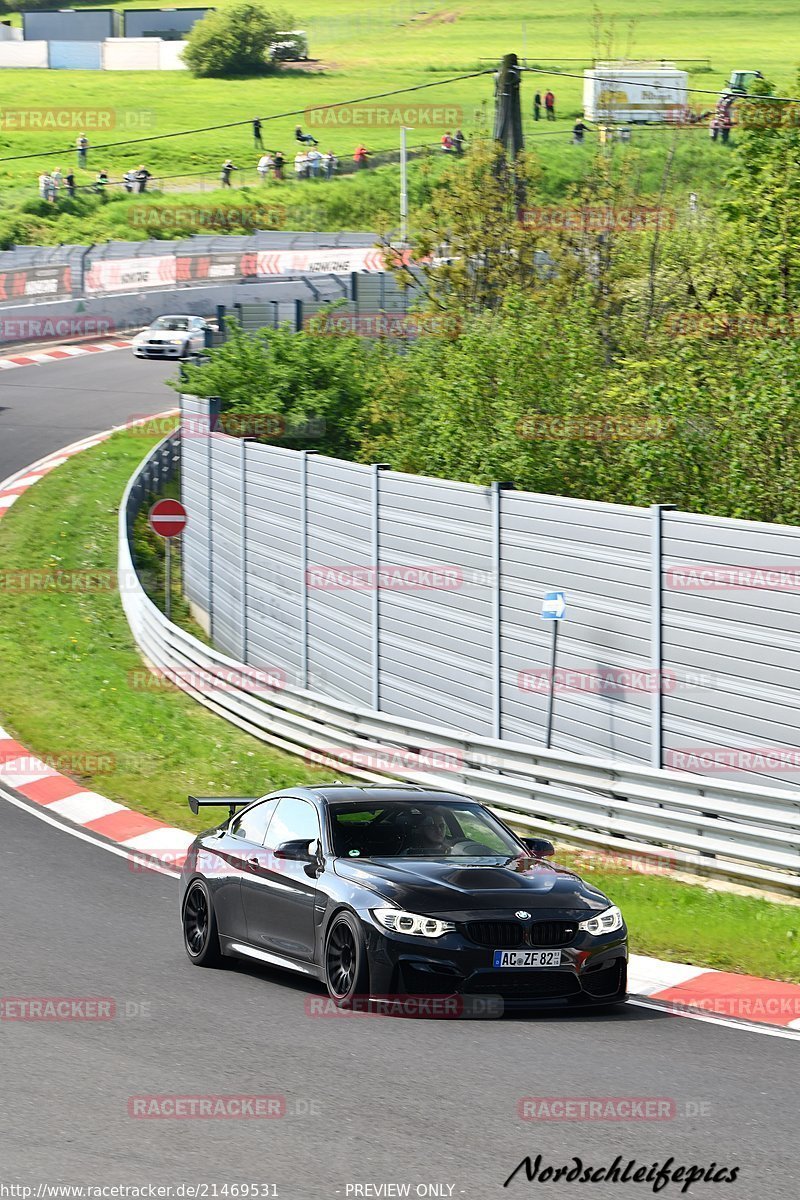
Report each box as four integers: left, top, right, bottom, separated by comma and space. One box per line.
521, 65, 800, 105
0, 69, 493, 166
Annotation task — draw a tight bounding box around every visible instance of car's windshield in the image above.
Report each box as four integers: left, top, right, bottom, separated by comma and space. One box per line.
151, 317, 190, 331
328, 801, 523, 859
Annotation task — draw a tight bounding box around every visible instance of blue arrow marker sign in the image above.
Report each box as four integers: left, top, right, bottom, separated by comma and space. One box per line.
541, 590, 567, 620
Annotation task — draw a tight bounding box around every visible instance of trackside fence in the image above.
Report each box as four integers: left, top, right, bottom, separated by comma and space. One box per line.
120, 433, 800, 896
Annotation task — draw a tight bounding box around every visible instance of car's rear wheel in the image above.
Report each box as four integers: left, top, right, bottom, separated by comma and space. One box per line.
324, 912, 369, 1007
182, 880, 222, 967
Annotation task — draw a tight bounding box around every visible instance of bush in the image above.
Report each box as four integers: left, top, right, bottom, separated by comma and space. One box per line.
182, 3, 289, 78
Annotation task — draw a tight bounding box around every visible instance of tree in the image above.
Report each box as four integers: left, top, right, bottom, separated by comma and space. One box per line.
182, 4, 289, 78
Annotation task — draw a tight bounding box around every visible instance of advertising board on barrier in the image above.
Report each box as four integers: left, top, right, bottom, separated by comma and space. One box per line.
85, 255, 178, 294
0, 264, 73, 303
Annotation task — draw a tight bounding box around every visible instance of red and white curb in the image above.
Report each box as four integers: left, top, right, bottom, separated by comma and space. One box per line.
0, 338, 131, 371
0, 410, 188, 866
1, 417, 800, 1030
0, 727, 193, 870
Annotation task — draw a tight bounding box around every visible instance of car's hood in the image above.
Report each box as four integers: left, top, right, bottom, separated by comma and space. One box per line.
137, 330, 187, 342
333, 855, 612, 917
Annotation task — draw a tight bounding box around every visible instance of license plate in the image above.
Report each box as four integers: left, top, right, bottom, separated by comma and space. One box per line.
493, 949, 562, 968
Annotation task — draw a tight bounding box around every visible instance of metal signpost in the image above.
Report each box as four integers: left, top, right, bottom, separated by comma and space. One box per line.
540, 590, 567, 749
148, 498, 188, 622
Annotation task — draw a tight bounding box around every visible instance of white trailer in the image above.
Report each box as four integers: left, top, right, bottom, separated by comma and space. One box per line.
583, 61, 689, 123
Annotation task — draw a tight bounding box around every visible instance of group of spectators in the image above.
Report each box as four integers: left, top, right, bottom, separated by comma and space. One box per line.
36, 117, 471, 201
440, 130, 466, 154
38, 167, 75, 202
533, 91, 557, 120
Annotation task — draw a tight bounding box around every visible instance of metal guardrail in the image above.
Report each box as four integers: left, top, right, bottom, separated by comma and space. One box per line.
120, 434, 800, 895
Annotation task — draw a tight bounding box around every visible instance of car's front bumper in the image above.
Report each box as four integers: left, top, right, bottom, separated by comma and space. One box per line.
361, 919, 628, 1011
133, 342, 186, 358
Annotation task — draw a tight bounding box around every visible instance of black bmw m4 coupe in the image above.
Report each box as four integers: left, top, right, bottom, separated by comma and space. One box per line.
179, 785, 628, 1012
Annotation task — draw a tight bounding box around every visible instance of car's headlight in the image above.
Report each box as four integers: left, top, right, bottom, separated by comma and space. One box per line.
578, 905, 624, 936
372, 908, 455, 938
170, 337, 186, 344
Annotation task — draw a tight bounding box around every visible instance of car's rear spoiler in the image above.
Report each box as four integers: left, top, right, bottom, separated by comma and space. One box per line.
188, 795, 257, 818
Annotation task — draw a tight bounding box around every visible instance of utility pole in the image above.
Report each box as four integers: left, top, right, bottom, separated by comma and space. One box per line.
400, 126, 412, 244
493, 52, 524, 159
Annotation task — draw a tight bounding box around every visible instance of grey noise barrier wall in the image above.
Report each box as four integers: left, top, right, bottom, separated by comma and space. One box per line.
179, 395, 800, 800
120, 426, 800, 894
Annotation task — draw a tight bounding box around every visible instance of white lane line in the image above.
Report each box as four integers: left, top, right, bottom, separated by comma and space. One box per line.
0, 785, 180, 879
627, 996, 800, 1042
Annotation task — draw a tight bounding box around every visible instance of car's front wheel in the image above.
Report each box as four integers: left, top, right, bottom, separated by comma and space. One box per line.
324, 912, 369, 1007
182, 880, 222, 967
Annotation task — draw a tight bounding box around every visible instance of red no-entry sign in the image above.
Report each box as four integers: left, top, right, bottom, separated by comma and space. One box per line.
148, 498, 187, 539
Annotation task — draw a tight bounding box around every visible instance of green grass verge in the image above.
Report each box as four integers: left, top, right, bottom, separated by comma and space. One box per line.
0, 430, 343, 834
557, 851, 800, 983
0, 0, 794, 194
0, 431, 798, 980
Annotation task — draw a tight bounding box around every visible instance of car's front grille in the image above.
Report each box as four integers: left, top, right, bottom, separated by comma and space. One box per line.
463, 971, 581, 999
529, 921, 578, 947
464, 921, 523, 948
464, 920, 578, 948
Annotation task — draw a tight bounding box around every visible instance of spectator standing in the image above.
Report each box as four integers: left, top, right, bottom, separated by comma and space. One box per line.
307, 147, 322, 178
38, 171, 52, 201
253, 118, 264, 149
295, 124, 319, 146
64, 170, 76, 198
51, 166, 64, 195
294, 150, 309, 179
441, 131, 454, 153
545, 90, 556, 120
273, 150, 285, 179
123, 169, 137, 193
220, 158, 238, 187
572, 118, 588, 144
322, 150, 337, 179
95, 169, 109, 192
354, 144, 370, 169
453, 129, 465, 155
257, 152, 274, 182
534, 91, 542, 121
136, 165, 152, 193
76, 134, 89, 168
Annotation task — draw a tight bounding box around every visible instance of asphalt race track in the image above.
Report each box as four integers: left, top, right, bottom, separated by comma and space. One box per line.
1, 351, 798, 1198
0, 353, 177, 480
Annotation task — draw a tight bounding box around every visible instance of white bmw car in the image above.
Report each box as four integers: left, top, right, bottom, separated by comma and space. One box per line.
132, 315, 213, 360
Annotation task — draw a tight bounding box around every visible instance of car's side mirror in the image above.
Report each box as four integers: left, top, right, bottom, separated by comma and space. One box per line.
522, 836, 555, 858
274, 839, 316, 862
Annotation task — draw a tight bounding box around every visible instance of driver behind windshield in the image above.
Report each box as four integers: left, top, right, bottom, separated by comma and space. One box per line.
402, 810, 451, 856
